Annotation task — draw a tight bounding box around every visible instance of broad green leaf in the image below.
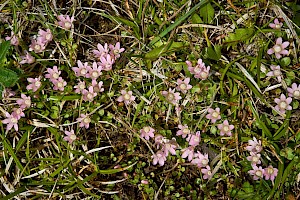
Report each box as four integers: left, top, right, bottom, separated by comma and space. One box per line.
0, 41, 10, 65
206, 45, 221, 61
0, 68, 19, 87
191, 13, 204, 32
199, 2, 214, 24
224, 28, 255, 46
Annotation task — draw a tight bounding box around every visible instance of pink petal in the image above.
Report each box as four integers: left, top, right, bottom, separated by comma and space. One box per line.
267, 48, 274, 55
276, 37, 282, 44
281, 42, 289, 49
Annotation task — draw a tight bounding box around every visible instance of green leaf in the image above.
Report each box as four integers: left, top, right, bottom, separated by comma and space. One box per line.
224, 28, 255, 46
0, 41, 10, 65
199, 2, 214, 24
144, 41, 187, 60
205, 45, 221, 61
191, 13, 204, 32
0, 68, 19, 87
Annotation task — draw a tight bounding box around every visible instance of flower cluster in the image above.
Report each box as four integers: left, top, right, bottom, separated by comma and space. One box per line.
186, 59, 210, 80
45, 66, 67, 91
246, 137, 278, 182
29, 29, 53, 53
2, 94, 31, 131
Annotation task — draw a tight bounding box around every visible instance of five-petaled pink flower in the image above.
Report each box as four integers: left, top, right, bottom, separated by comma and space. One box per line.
269, 18, 283, 29
98, 54, 115, 71
45, 66, 61, 82
57, 15, 75, 29
186, 59, 210, 80
17, 94, 31, 109
176, 78, 192, 93
187, 131, 201, 146
93, 43, 109, 59
140, 126, 155, 140
117, 90, 135, 105
82, 86, 97, 102
287, 83, 300, 99
162, 140, 178, 156
109, 42, 125, 59
176, 124, 190, 138
74, 80, 86, 94
266, 65, 282, 82
87, 62, 102, 79
217, 120, 234, 136
12, 108, 25, 120
92, 80, 104, 93
72, 60, 90, 78
38, 29, 53, 44
152, 150, 167, 166
274, 94, 292, 114
191, 152, 209, 168
52, 77, 67, 91
2, 112, 19, 131
181, 146, 195, 161
77, 114, 91, 129
267, 37, 289, 59
246, 152, 261, 166
29, 38, 46, 53
26, 77, 42, 92
63, 129, 77, 144
161, 88, 182, 105
20, 51, 35, 64
264, 165, 278, 182
248, 165, 264, 180
154, 134, 164, 149
246, 137, 263, 153
5, 31, 19, 46
206, 107, 221, 123
201, 166, 212, 180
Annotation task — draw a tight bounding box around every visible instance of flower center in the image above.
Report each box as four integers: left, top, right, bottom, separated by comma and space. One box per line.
25, 99, 31, 106
293, 90, 300, 97
114, 49, 119, 55
279, 101, 287, 109
275, 24, 281, 29
255, 145, 261, 152
202, 159, 208, 166
212, 111, 219, 118
124, 93, 131, 100
207, 171, 212, 175
83, 117, 91, 124
92, 71, 99, 78
87, 93, 93, 99
35, 44, 41, 51
252, 156, 259, 162
35, 81, 41, 87
79, 84, 85, 90
255, 170, 262, 177
179, 83, 187, 90
65, 22, 72, 29
273, 69, 281, 76
57, 82, 63, 88
200, 71, 208, 79
70, 134, 76, 141
143, 127, 150, 133
274, 45, 282, 53
80, 68, 87, 75
194, 66, 201, 73
46, 33, 52, 40
223, 125, 229, 132
11, 118, 18, 123
53, 73, 59, 79
193, 136, 199, 142
183, 128, 190, 134
267, 168, 274, 174
167, 93, 174, 101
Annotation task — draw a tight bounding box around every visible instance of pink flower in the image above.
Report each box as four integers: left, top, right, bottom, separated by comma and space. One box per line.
86, 62, 102, 79
176, 78, 192, 93
92, 80, 104, 93
161, 88, 182, 105
264, 165, 278, 182
17, 94, 31, 109
20, 51, 35, 64
176, 124, 190, 138
38, 29, 53, 44
152, 150, 167, 166
162, 140, 178, 156
154, 134, 164, 149
72, 60, 90, 78
181, 146, 195, 161
140, 126, 155, 140
26, 77, 42, 92
45, 66, 61, 82
187, 131, 201, 146
248, 165, 264, 180
191, 152, 209, 168
246, 152, 261, 166
57, 15, 74, 29
117, 90, 135, 105
2, 112, 19, 131
186, 59, 210, 80
11, 108, 25, 120
63, 130, 76, 144
74, 80, 86, 94
98, 54, 115, 71
82, 86, 97, 102
287, 83, 300, 99
217, 120, 234, 136
274, 94, 292, 114
29, 38, 46, 53
52, 77, 67, 91
206, 107, 221, 123
141, 180, 149, 185
109, 42, 125, 59
77, 114, 91, 129
2, 88, 15, 99
93, 43, 109, 59
246, 137, 262, 153
267, 37, 289, 59
5, 31, 19, 46
201, 166, 212, 180
269, 18, 283, 29
266, 65, 282, 82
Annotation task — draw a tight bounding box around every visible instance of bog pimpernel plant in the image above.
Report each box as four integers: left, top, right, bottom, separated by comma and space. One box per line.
1, 0, 300, 199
